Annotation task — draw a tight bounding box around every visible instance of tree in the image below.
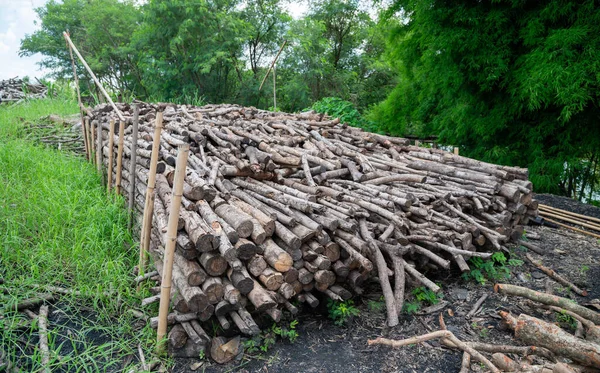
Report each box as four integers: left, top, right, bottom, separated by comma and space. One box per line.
20, 0, 141, 99
132, 0, 247, 103
373, 0, 600, 196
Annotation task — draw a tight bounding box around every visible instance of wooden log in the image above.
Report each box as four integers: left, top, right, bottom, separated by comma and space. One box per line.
500, 312, 600, 367
214, 203, 254, 238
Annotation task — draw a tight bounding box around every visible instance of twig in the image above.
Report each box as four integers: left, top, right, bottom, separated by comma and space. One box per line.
134, 270, 159, 284
525, 253, 587, 296
466, 293, 489, 318
138, 344, 148, 371
368, 330, 500, 373
39, 305, 50, 373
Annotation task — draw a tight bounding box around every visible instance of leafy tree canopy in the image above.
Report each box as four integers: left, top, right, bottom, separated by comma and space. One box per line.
372, 0, 600, 195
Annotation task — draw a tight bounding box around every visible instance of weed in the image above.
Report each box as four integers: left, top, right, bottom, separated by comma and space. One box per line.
580, 265, 590, 276
402, 302, 420, 315
327, 299, 360, 326
462, 252, 523, 285
368, 296, 385, 312
555, 311, 578, 329
412, 287, 441, 305
243, 320, 299, 354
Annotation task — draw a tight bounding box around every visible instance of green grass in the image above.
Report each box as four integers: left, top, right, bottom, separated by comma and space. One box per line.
0, 97, 157, 372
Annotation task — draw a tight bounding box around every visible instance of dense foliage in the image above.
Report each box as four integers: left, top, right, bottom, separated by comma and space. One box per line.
372, 0, 600, 198
20, 0, 600, 198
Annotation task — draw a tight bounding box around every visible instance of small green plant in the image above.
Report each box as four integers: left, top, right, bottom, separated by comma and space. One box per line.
413, 287, 441, 305
198, 350, 206, 360
327, 299, 360, 326
555, 310, 578, 330
271, 320, 299, 343
368, 296, 385, 312
402, 301, 420, 315
471, 321, 489, 339
462, 252, 523, 285
580, 265, 590, 275
243, 320, 299, 354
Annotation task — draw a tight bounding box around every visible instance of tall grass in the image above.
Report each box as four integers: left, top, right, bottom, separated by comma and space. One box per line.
0, 97, 156, 371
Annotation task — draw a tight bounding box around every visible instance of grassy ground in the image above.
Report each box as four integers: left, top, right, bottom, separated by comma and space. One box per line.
0, 97, 157, 372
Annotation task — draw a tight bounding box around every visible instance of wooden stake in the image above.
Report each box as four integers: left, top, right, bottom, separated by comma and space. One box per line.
96, 120, 102, 174
139, 112, 164, 273
453, 147, 459, 155
62, 32, 125, 122
273, 64, 277, 110
90, 120, 96, 165
107, 120, 115, 193
128, 105, 139, 230
64, 32, 87, 159
85, 118, 93, 163
259, 40, 287, 91
115, 120, 125, 195
81, 116, 89, 160
156, 144, 189, 355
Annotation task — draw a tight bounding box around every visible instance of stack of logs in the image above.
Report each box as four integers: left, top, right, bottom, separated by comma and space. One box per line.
88, 102, 537, 359
0, 77, 49, 103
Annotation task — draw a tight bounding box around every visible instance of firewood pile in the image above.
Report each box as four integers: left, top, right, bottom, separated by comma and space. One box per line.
87, 102, 538, 360
0, 77, 49, 103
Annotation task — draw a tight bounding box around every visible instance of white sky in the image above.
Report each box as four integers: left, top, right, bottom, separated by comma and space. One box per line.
0, 0, 307, 81
0, 0, 49, 80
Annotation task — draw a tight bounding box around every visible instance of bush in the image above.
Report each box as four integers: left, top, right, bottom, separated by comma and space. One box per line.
310, 97, 378, 132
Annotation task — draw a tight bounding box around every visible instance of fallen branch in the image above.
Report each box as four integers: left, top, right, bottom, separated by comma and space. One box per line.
495, 284, 600, 324
466, 293, 489, 318
39, 305, 50, 373
368, 330, 500, 373
525, 253, 587, 296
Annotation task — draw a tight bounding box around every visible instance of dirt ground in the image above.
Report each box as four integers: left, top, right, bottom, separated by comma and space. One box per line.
171, 196, 600, 373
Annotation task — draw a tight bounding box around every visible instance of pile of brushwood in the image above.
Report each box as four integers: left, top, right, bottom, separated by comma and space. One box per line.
90, 102, 538, 362
0, 78, 49, 103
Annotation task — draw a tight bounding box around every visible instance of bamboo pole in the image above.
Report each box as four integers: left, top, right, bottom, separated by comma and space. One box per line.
541, 216, 600, 239
81, 116, 90, 160
107, 120, 115, 193
62, 32, 125, 122
156, 144, 190, 355
538, 210, 600, 232
259, 40, 287, 91
128, 105, 139, 230
64, 32, 88, 159
139, 112, 164, 273
90, 120, 96, 165
96, 120, 102, 174
539, 204, 600, 225
115, 120, 125, 195
273, 64, 277, 110
86, 118, 93, 164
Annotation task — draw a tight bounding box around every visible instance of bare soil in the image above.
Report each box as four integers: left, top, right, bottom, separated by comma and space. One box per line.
173, 196, 600, 373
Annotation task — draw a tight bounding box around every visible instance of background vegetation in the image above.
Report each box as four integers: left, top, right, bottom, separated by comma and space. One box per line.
19, 0, 600, 201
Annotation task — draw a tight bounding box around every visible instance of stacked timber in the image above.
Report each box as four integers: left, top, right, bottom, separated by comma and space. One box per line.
90, 102, 537, 359
0, 77, 49, 103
